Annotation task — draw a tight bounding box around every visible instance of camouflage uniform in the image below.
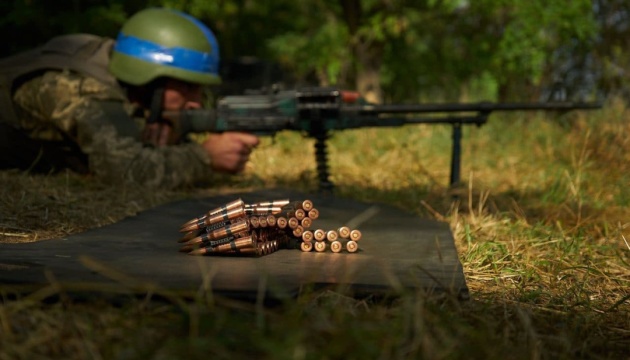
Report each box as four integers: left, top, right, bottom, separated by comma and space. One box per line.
0, 36, 214, 189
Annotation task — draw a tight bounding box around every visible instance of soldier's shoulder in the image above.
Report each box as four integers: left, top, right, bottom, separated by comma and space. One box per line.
27, 70, 126, 101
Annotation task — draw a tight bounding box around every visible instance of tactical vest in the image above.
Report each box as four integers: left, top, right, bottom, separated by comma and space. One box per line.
0, 34, 117, 127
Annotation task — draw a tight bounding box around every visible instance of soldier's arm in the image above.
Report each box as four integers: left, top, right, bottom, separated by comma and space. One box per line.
13, 70, 215, 189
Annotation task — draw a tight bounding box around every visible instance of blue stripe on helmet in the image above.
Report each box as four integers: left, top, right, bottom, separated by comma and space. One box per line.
113, 33, 219, 75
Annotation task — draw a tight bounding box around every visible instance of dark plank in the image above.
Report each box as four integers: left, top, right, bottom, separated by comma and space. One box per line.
0, 189, 469, 300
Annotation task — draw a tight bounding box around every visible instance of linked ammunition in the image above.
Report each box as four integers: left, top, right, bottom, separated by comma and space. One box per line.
180, 206, 245, 232
349, 230, 362, 241
180, 233, 241, 251
330, 240, 342, 253
314, 241, 327, 252
337, 226, 351, 239
202, 219, 234, 233
188, 235, 256, 255
177, 197, 365, 257
346, 240, 358, 253
182, 219, 250, 246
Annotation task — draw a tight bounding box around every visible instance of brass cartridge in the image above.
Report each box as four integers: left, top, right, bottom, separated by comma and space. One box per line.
314, 241, 327, 252
248, 199, 290, 208
247, 206, 283, 215
287, 217, 299, 229
178, 228, 203, 242
179, 217, 208, 233
289, 200, 313, 212
287, 208, 306, 220
313, 229, 326, 241
292, 225, 304, 238
266, 214, 277, 227
326, 230, 339, 242
300, 217, 312, 229
213, 236, 256, 253
302, 230, 314, 242
307, 208, 319, 220
276, 216, 288, 229
300, 241, 313, 252
209, 198, 245, 216
230, 246, 261, 256
249, 216, 260, 228
258, 215, 268, 228
349, 230, 362, 241
330, 241, 342, 253
337, 226, 351, 239
180, 198, 244, 230
178, 244, 196, 253
346, 240, 358, 253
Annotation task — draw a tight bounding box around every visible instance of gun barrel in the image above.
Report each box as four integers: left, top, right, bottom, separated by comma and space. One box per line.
349, 101, 602, 114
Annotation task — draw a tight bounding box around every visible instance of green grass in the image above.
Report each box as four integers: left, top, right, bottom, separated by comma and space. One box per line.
0, 98, 629, 359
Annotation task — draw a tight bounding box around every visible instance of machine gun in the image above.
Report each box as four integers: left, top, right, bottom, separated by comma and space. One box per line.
165, 87, 602, 192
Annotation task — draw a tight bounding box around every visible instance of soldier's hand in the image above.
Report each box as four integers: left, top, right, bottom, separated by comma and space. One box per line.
201, 132, 260, 173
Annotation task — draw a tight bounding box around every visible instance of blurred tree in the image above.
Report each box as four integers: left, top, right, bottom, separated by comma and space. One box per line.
2, 0, 623, 103
591, 0, 630, 99
263, 0, 598, 102
0, 0, 148, 55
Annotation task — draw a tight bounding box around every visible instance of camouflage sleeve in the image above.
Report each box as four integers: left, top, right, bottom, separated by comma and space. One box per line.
13, 70, 215, 189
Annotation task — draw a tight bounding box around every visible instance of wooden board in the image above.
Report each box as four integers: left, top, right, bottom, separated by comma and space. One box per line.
0, 189, 469, 301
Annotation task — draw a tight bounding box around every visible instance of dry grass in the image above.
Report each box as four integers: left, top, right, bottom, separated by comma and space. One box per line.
1, 98, 629, 359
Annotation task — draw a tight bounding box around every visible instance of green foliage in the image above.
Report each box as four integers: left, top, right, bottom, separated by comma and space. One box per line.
0, 0, 623, 102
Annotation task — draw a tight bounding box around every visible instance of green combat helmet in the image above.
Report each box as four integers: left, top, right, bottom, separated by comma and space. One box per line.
108, 8, 221, 86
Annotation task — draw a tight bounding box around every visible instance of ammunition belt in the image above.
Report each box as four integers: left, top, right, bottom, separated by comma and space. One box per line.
178, 198, 361, 256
